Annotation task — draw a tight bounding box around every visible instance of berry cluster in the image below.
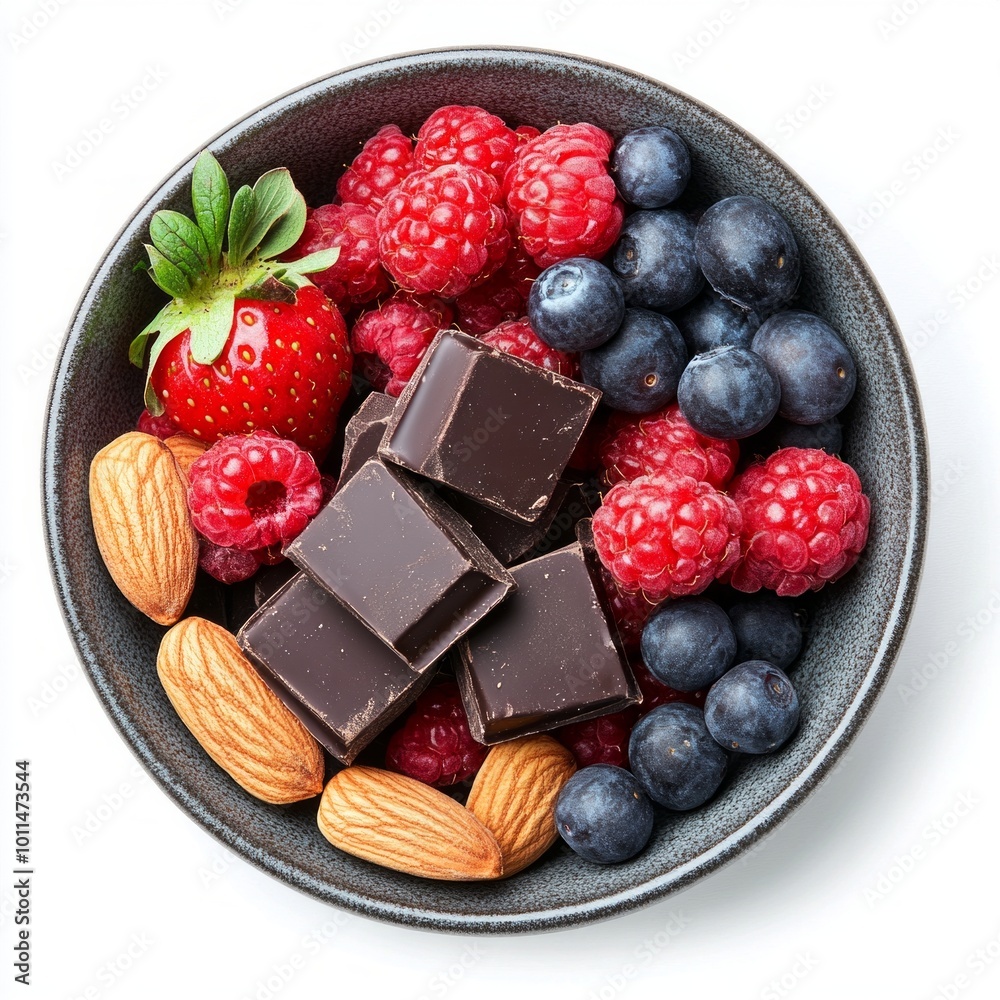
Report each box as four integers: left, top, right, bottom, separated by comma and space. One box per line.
113, 109, 877, 878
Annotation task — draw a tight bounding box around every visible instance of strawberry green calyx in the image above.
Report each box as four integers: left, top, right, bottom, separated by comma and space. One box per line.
129, 151, 339, 414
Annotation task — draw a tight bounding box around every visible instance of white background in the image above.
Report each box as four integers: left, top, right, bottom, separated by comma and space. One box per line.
2, 1, 999, 997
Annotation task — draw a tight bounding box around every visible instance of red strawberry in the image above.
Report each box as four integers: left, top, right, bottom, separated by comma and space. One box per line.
129, 152, 352, 457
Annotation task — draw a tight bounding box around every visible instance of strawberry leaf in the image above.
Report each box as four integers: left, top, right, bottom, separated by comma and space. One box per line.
245, 168, 298, 250
227, 185, 256, 266
145, 245, 192, 299
188, 289, 236, 364
150, 210, 211, 280
256, 191, 307, 260
191, 151, 229, 270
290, 247, 341, 274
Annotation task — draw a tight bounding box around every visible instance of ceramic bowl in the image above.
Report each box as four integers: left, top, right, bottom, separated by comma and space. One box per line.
42, 47, 927, 932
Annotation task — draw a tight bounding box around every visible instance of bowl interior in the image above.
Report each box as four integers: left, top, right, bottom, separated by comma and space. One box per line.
43, 48, 926, 932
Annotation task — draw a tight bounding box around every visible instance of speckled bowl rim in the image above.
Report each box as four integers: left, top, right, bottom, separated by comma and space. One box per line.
42, 46, 928, 934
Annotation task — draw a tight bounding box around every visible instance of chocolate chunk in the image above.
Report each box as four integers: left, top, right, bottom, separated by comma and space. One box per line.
379, 330, 601, 523
254, 560, 299, 608
237, 572, 432, 764
285, 459, 515, 672
441, 480, 571, 566
337, 391, 395, 488
455, 541, 639, 743
513, 477, 601, 565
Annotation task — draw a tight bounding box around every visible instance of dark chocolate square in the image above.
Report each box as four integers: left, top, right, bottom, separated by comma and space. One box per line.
285, 459, 515, 672
456, 541, 639, 743
237, 572, 433, 764
379, 329, 601, 524
337, 391, 395, 489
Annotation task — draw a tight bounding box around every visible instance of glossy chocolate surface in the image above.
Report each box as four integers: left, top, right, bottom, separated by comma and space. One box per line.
285, 459, 514, 672
456, 541, 639, 743
237, 572, 432, 764
380, 330, 601, 524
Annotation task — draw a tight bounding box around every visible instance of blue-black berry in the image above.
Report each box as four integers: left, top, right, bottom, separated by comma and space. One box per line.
695, 195, 801, 313
610, 210, 703, 312
580, 308, 689, 414
527, 257, 625, 352
727, 596, 804, 670
672, 288, 761, 355
751, 310, 856, 424
611, 125, 691, 208
554, 764, 655, 864
677, 345, 780, 438
640, 597, 737, 691
704, 660, 800, 754
629, 703, 728, 810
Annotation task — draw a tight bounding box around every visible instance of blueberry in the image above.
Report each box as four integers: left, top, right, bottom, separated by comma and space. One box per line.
628, 703, 728, 810
695, 195, 801, 313
611, 126, 691, 208
751, 310, 856, 424
704, 661, 800, 754
610, 210, 704, 312
580, 308, 688, 414
640, 598, 737, 691
677, 345, 780, 438
727, 596, 804, 670
527, 257, 625, 352
672, 288, 761, 355
554, 764, 654, 864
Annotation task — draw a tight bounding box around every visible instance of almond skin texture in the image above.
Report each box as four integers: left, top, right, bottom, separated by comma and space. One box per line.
317, 767, 503, 880
157, 617, 324, 804
467, 735, 577, 876
164, 433, 209, 480
89, 431, 198, 625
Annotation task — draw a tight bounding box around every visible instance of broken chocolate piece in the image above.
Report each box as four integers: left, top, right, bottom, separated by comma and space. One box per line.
455, 540, 639, 743
379, 329, 601, 523
285, 459, 515, 672
237, 572, 432, 764
338, 391, 395, 488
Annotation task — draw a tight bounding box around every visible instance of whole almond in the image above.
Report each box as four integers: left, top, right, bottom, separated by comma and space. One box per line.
318, 767, 502, 880
89, 431, 197, 625
467, 735, 577, 876
157, 617, 324, 804
164, 433, 209, 481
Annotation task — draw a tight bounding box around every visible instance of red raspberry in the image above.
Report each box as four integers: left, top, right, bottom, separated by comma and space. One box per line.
336, 124, 416, 212
453, 244, 541, 335
726, 447, 871, 597
599, 403, 740, 490
631, 660, 707, 716
187, 430, 323, 551
386, 681, 488, 787
504, 122, 624, 267
136, 408, 177, 440
414, 105, 519, 183
286, 203, 389, 308
514, 124, 541, 144
555, 709, 639, 769
376, 164, 511, 297
350, 291, 454, 396
592, 472, 742, 601
597, 563, 657, 652
479, 318, 579, 378
198, 537, 262, 584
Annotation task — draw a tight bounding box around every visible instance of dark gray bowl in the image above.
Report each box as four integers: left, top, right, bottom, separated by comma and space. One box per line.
42, 47, 927, 933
